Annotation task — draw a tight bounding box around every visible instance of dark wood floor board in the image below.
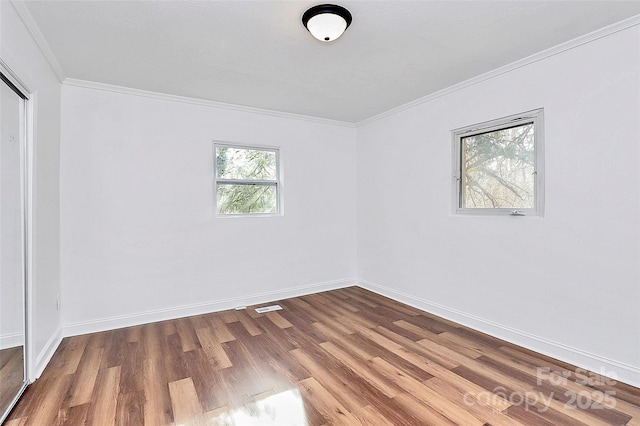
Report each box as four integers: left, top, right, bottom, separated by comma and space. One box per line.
292, 299, 359, 335
100, 330, 128, 371
161, 333, 192, 384
141, 322, 163, 362
174, 317, 201, 353
336, 306, 397, 331
282, 320, 331, 348
392, 391, 459, 425
221, 318, 256, 344
125, 324, 143, 344
61, 334, 90, 376
312, 324, 377, 362
232, 309, 264, 337
475, 354, 543, 388
160, 319, 177, 336
61, 402, 90, 425
416, 335, 481, 366
372, 305, 420, 324
0, 346, 24, 414
216, 310, 240, 325
394, 312, 461, 335
378, 356, 486, 425
504, 401, 582, 426
290, 347, 376, 416
194, 326, 233, 371
392, 318, 440, 341
167, 377, 202, 424
318, 341, 404, 399
320, 291, 360, 312
142, 356, 173, 426
182, 348, 226, 412
206, 314, 236, 344
545, 394, 622, 426
6, 286, 639, 425
120, 341, 145, 393
423, 376, 526, 426
452, 361, 522, 395
375, 325, 462, 370
306, 300, 368, 326
301, 293, 332, 306
432, 331, 485, 359
66, 346, 104, 407
256, 340, 310, 384
86, 365, 120, 425
297, 376, 360, 424
4, 417, 27, 426
348, 332, 436, 383
324, 327, 429, 384
115, 389, 144, 426
330, 362, 427, 426
20, 374, 73, 425
0, 346, 22, 371
334, 296, 380, 313
338, 287, 379, 307
349, 403, 391, 425
191, 312, 220, 330
251, 316, 298, 352
499, 343, 583, 373
534, 379, 633, 425
342, 287, 422, 317
332, 308, 379, 333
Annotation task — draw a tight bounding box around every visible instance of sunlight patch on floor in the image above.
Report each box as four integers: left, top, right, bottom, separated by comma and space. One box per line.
199, 389, 308, 426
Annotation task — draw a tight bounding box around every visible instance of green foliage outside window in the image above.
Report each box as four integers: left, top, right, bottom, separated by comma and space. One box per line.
461, 123, 535, 209
215, 146, 279, 215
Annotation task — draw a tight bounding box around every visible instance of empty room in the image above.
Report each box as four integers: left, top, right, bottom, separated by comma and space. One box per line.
1, 0, 639, 424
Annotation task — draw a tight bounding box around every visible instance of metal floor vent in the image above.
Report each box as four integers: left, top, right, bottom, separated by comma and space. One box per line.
255, 304, 282, 313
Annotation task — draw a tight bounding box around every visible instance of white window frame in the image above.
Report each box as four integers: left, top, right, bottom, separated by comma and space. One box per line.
214, 142, 282, 217
451, 109, 544, 217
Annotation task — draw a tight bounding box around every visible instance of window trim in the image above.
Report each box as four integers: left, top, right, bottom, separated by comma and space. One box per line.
451, 109, 545, 217
214, 142, 282, 217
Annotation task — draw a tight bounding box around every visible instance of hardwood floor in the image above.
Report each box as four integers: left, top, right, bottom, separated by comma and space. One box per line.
0, 346, 24, 415
6, 287, 640, 425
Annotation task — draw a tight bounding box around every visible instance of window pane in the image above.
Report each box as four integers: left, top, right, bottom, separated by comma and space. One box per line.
216, 147, 276, 180
461, 123, 535, 209
216, 184, 277, 214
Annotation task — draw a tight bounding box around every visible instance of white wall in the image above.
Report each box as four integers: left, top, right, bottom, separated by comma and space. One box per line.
1, 1, 62, 378
14, 0, 635, 388
60, 85, 357, 334
357, 26, 640, 386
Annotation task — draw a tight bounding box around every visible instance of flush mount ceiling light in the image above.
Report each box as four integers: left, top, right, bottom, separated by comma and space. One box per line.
302, 4, 352, 42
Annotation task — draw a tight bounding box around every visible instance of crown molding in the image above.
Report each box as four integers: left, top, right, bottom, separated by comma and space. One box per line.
10, 1, 66, 82
357, 14, 640, 127
9, 0, 637, 128
62, 78, 356, 128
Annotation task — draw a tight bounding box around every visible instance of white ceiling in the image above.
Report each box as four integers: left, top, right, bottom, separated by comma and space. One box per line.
23, 1, 640, 123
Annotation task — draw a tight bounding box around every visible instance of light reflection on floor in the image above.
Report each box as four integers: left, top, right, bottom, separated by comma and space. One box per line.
181, 388, 308, 426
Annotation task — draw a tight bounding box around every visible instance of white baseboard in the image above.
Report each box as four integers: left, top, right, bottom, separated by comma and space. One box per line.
0, 332, 24, 350
34, 326, 62, 380
359, 280, 640, 388
63, 278, 356, 338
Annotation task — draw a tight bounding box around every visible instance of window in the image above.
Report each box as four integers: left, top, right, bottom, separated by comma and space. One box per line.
452, 109, 544, 216
214, 143, 281, 215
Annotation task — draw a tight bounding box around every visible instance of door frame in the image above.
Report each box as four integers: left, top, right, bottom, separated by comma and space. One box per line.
0, 56, 34, 419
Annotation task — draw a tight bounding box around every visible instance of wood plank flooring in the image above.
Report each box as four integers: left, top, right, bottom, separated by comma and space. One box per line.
6, 287, 640, 425
0, 346, 24, 415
